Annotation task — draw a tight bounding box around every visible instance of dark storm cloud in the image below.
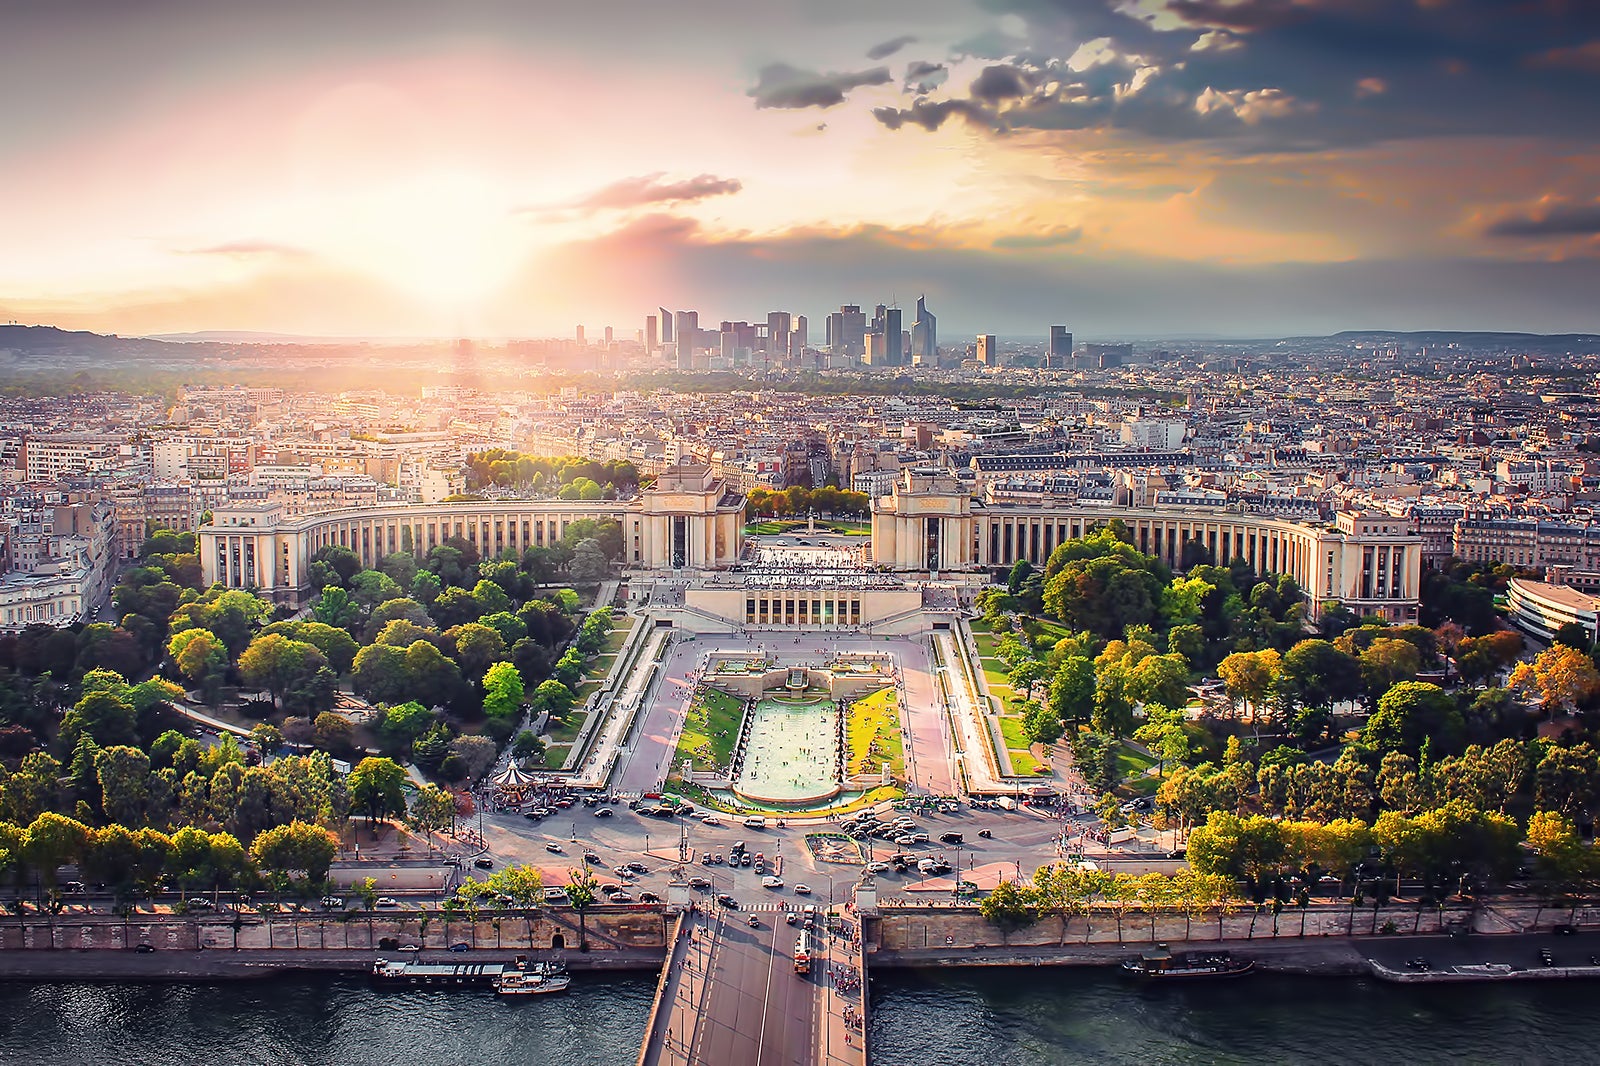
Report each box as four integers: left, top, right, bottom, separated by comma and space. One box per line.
1486, 202, 1600, 238
867, 34, 918, 60
872, 98, 994, 131
571, 173, 743, 211
904, 60, 948, 93
860, 0, 1600, 150
748, 63, 892, 109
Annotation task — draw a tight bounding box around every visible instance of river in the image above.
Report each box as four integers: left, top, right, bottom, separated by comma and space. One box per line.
0, 969, 1594, 1065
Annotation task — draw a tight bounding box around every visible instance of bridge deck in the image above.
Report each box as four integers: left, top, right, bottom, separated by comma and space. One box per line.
638, 906, 865, 1066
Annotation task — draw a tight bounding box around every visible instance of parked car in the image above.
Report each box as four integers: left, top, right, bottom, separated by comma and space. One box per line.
320, 896, 344, 909
375, 897, 400, 908
864, 862, 891, 874
134, 943, 155, 953
600, 883, 623, 895
639, 891, 662, 904
939, 832, 965, 845
608, 891, 634, 903
543, 888, 569, 903
449, 942, 471, 952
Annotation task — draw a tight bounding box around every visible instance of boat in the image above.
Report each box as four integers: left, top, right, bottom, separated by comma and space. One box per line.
494, 958, 571, 997
1120, 944, 1254, 979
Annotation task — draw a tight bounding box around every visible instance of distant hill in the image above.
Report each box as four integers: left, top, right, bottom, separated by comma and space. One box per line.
0, 324, 180, 354
1308, 329, 1600, 352
143, 330, 379, 344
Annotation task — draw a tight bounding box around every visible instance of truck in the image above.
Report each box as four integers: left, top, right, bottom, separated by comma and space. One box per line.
743, 816, 769, 829
793, 930, 813, 974
995, 796, 1018, 811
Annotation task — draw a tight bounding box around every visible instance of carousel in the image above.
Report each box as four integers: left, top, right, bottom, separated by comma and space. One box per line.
491, 761, 540, 806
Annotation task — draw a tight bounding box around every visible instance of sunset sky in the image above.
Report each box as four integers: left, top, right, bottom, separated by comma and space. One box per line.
3, 0, 1599, 339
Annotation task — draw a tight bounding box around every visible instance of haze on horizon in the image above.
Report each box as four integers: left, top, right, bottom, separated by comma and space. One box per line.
2, 0, 1599, 340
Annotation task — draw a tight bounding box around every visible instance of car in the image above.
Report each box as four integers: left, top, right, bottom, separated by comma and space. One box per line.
553, 799, 574, 809
785, 911, 798, 925
493, 893, 515, 905
595, 807, 615, 818
474, 857, 494, 870
544, 842, 563, 853
1406, 957, 1429, 971
895, 835, 918, 847
762, 876, 784, 889
186, 897, 215, 910
584, 851, 604, 865
523, 812, 543, 821
792, 884, 811, 895
939, 832, 965, 845
608, 891, 634, 903
375, 897, 400, 908
864, 862, 891, 874
701, 854, 715, 866
908, 833, 930, 844
754, 853, 764, 865
134, 943, 155, 953
747, 915, 761, 927
689, 877, 712, 890
63, 881, 85, 894
625, 861, 649, 874
398, 944, 422, 953
449, 943, 471, 952
640, 891, 662, 904
543, 888, 570, 903
677, 804, 696, 815
1540, 948, 1555, 967
717, 894, 739, 908
740, 853, 752, 867
613, 866, 633, 878
712, 854, 724, 864
700, 815, 722, 826
600, 882, 623, 895
1553, 924, 1579, 935
320, 896, 345, 908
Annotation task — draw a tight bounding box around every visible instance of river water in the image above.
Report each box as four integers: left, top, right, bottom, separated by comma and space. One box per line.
0, 969, 1593, 1065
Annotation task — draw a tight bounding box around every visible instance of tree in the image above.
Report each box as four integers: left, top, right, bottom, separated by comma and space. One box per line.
1047, 655, 1095, 724
445, 623, 508, 682
1218, 649, 1281, 725
482, 662, 526, 721
513, 730, 546, 764
566, 866, 599, 949
409, 784, 456, 843
458, 863, 543, 907
448, 736, 497, 784
1363, 681, 1464, 758
95, 745, 154, 826
351, 642, 410, 705
1534, 742, 1600, 821
1551, 622, 1591, 652
979, 878, 1038, 934
250, 820, 339, 885
1357, 637, 1422, 707
1133, 704, 1191, 773
1022, 700, 1064, 748
377, 701, 437, 755
533, 678, 577, 720
311, 712, 355, 756
238, 634, 327, 709
569, 539, 610, 583
348, 757, 408, 832
23, 811, 91, 893
1511, 645, 1600, 717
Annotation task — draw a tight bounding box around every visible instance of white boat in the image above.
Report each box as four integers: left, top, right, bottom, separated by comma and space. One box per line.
494, 960, 571, 996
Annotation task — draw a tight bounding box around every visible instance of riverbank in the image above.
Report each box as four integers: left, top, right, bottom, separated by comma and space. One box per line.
0, 947, 665, 982
872, 937, 1370, 975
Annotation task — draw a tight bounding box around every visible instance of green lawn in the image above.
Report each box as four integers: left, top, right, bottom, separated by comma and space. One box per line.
546, 713, 585, 744
998, 715, 1031, 750
675, 686, 745, 773
1116, 744, 1158, 779
1009, 750, 1046, 776
980, 663, 1016, 701
846, 687, 904, 778
584, 653, 618, 682
542, 743, 571, 766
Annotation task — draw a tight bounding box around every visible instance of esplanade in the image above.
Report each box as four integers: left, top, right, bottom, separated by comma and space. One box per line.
200, 462, 1422, 622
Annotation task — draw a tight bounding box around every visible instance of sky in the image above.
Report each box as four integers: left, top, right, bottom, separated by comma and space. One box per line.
2, 0, 1599, 340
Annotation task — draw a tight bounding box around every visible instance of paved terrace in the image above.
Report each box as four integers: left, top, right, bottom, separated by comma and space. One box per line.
638, 904, 866, 1066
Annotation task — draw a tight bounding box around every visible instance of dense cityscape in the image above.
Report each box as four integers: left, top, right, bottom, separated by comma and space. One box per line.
7, 0, 1600, 1062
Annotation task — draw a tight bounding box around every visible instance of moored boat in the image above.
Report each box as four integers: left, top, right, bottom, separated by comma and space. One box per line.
494, 958, 571, 996
1121, 944, 1254, 979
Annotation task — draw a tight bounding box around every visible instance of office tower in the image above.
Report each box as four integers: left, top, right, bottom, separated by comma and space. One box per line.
911, 295, 937, 365
646, 315, 658, 353
674, 310, 698, 370
872, 304, 887, 339
576, 325, 586, 345
977, 334, 998, 366
1086, 341, 1132, 368
720, 330, 737, 362
793, 315, 807, 355
603, 326, 613, 345
828, 304, 866, 358
659, 306, 673, 344
766, 311, 791, 357
884, 307, 903, 366
1048, 325, 1072, 368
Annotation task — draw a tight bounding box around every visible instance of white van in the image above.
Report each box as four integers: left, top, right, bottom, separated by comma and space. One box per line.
743, 816, 769, 829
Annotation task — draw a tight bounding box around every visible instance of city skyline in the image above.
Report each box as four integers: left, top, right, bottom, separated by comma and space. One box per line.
2, 1, 1599, 339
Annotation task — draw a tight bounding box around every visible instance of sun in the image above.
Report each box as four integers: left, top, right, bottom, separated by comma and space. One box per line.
324, 171, 527, 308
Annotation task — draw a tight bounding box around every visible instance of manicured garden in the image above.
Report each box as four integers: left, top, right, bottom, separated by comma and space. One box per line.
846, 687, 905, 777
674, 686, 746, 773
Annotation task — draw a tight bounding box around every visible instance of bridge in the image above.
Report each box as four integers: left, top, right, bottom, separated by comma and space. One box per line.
637, 903, 867, 1066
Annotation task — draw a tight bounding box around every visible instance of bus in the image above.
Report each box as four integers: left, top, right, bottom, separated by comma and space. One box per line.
793, 931, 812, 975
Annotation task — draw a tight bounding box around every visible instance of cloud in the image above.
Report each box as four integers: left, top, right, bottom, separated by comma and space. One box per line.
1190, 30, 1243, 53
970, 64, 1033, 103
180, 240, 308, 258
1485, 200, 1600, 238
992, 225, 1083, 249
748, 63, 892, 109
1527, 40, 1600, 73
867, 34, 918, 60
570, 173, 743, 211
905, 60, 948, 93
872, 98, 995, 131
1194, 86, 1313, 124
1355, 77, 1388, 98
1161, 0, 1318, 33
